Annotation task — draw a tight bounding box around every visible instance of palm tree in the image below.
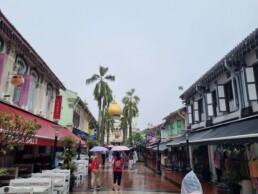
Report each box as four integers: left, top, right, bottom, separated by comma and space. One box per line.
104, 110, 115, 144
86, 66, 115, 144
120, 114, 128, 144
122, 89, 140, 146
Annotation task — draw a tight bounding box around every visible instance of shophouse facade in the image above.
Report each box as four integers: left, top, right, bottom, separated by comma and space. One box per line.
162, 107, 186, 170
167, 28, 258, 191
59, 89, 97, 140
0, 10, 82, 168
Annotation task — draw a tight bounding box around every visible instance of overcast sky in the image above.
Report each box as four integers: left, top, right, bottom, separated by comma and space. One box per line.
1, 1, 258, 130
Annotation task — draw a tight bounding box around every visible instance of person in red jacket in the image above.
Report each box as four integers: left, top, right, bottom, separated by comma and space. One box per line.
112, 151, 124, 191
90, 152, 102, 191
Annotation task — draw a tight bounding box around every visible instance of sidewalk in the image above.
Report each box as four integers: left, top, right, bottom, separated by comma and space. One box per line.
146, 160, 219, 194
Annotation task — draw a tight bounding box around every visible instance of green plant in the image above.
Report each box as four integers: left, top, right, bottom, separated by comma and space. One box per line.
0, 112, 41, 156
0, 168, 7, 176
60, 161, 77, 172
58, 136, 77, 171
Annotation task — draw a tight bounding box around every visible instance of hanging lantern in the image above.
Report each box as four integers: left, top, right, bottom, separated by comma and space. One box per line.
11, 75, 24, 87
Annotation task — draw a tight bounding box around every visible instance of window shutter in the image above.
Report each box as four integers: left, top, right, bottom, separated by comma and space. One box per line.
0, 54, 5, 84
206, 93, 214, 116
217, 84, 227, 112
245, 67, 258, 101
19, 75, 31, 106
187, 105, 192, 124
194, 101, 199, 122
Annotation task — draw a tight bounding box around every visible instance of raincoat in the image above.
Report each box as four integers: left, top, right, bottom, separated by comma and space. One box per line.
181, 170, 203, 194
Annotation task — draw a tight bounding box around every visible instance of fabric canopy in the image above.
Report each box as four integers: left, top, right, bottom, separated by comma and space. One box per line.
152, 142, 169, 151
190, 116, 258, 145
73, 127, 90, 139
0, 101, 83, 146
166, 116, 258, 147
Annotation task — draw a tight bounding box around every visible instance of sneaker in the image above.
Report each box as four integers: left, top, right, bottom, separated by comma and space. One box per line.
90, 188, 94, 191
112, 187, 115, 191
96, 186, 102, 190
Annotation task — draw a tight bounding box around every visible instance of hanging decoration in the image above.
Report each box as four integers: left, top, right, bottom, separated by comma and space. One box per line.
10, 75, 24, 86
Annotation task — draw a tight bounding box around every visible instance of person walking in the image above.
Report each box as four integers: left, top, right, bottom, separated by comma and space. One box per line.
112, 152, 124, 191
90, 152, 102, 191
133, 150, 138, 169
128, 150, 134, 170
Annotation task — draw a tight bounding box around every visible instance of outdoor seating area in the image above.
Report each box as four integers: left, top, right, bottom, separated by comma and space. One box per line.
0, 158, 89, 193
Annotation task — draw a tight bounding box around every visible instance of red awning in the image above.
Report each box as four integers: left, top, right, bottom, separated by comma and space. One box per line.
0, 102, 85, 146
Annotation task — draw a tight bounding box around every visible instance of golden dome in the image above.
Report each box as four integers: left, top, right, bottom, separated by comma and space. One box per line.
108, 100, 122, 116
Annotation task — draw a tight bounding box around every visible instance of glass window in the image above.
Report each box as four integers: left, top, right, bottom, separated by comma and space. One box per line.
28, 71, 38, 112
0, 37, 4, 51
13, 58, 26, 104
46, 85, 53, 118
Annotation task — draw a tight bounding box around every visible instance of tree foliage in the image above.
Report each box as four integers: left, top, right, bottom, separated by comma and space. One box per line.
122, 89, 140, 145
58, 136, 77, 171
0, 112, 41, 156
86, 66, 115, 144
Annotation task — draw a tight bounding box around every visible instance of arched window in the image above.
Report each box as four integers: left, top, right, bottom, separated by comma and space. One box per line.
28, 70, 38, 112
13, 57, 26, 104
46, 84, 53, 118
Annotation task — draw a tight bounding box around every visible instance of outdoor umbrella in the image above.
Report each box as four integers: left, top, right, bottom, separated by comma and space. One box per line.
111, 145, 130, 151
90, 146, 108, 152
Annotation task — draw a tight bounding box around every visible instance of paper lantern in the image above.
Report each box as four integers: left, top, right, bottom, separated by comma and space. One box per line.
11, 75, 24, 86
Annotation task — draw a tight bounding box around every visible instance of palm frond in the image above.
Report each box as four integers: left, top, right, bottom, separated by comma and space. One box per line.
99, 66, 109, 77
105, 75, 115, 81
86, 74, 100, 85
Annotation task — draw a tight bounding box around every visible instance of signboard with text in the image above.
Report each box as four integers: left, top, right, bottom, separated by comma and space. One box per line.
53, 95, 62, 120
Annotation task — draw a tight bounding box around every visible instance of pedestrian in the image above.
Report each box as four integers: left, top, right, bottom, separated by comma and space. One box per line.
133, 150, 138, 169
108, 149, 113, 163
90, 152, 102, 191
181, 170, 203, 194
128, 150, 134, 170
101, 152, 106, 166
112, 151, 124, 191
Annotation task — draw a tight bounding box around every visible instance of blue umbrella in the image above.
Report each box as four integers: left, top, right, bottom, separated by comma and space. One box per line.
90, 146, 108, 152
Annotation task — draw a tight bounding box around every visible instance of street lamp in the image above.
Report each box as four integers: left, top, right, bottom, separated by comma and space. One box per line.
144, 134, 148, 167
156, 126, 165, 175
51, 125, 62, 169
185, 130, 191, 172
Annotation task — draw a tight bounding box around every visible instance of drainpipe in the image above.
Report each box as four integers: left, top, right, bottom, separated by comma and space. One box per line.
224, 59, 244, 118
195, 85, 208, 127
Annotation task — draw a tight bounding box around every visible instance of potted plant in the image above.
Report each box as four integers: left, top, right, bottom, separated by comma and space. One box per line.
0, 168, 7, 176
58, 136, 78, 191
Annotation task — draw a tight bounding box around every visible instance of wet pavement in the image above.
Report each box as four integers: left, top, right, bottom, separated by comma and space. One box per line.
71, 161, 219, 194
71, 162, 180, 194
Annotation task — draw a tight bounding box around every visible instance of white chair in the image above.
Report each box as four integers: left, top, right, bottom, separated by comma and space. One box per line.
0, 186, 33, 194
73, 164, 87, 187
42, 168, 71, 193
10, 177, 51, 194
32, 173, 57, 194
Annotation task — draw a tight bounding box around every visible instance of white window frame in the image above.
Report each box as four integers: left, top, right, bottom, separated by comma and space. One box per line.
244, 66, 258, 101
217, 84, 227, 112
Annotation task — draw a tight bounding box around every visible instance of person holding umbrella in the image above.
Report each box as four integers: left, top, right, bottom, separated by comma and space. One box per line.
89, 146, 108, 191
112, 151, 124, 191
